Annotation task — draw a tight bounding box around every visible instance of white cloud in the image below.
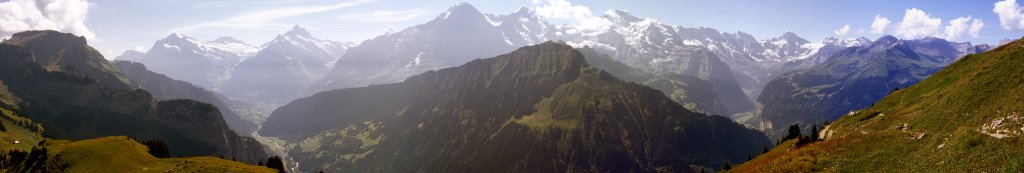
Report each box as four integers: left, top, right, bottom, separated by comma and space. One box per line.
994, 0, 1024, 30
339, 9, 429, 22
133, 45, 145, 52
894, 8, 942, 39
531, 0, 611, 32
833, 24, 851, 37
944, 16, 984, 41
871, 8, 985, 41
871, 15, 891, 34
170, 0, 374, 33
0, 0, 95, 40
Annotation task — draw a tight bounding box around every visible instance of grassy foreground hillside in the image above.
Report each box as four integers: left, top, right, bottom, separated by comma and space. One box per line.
733, 38, 1024, 172
0, 136, 275, 172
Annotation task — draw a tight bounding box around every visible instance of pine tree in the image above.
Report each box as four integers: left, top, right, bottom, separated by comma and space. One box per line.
266, 156, 285, 173
721, 160, 732, 170
142, 140, 170, 158
811, 124, 820, 141
785, 123, 802, 141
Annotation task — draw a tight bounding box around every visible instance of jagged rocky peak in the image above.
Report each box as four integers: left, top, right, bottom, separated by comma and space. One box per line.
513, 6, 532, 14
822, 36, 872, 46
162, 33, 191, 42
781, 32, 808, 42
768, 32, 810, 46
156, 33, 201, 49
505, 6, 546, 22
284, 25, 313, 38
437, 2, 487, 22
869, 35, 900, 50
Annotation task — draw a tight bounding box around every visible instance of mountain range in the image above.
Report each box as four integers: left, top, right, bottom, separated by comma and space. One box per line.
735, 37, 1024, 172
754, 35, 991, 138
260, 42, 770, 172
311, 3, 552, 94
137, 34, 259, 91
0, 31, 267, 163
62, 2, 1017, 172
222, 25, 351, 103
118, 3, 870, 119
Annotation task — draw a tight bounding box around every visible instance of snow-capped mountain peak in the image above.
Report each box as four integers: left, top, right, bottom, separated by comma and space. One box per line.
779, 32, 809, 44
212, 36, 247, 44
513, 7, 532, 15
137, 33, 260, 90
263, 26, 348, 63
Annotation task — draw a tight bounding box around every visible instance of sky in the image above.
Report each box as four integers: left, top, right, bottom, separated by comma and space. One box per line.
1, 0, 1023, 59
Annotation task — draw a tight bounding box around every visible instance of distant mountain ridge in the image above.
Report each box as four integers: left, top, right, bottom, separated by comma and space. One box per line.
560, 10, 869, 101
138, 33, 258, 90
222, 25, 351, 103
312, 3, 549, 93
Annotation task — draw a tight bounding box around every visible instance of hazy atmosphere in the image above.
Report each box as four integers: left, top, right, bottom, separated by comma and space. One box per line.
0, 0, 1023, 172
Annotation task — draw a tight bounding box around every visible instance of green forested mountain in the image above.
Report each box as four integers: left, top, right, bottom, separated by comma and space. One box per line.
577, 46, 728, 116
261, 42, 770, 172
734, 38, 1024, 172
0, 31, 267, 163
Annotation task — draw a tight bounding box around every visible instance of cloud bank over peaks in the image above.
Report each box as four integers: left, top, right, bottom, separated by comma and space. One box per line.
170, 0, 374, 34
0, 0, 95, 40
531, 0, 612, 34
834, 24, 851, 37
872, 8, 984, 41
995, 0, 1024, 30
871, 15, 892, 34
338, 9, 429, 22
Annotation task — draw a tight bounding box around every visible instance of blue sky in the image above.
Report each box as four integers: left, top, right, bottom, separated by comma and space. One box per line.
2, 0, 1022, 58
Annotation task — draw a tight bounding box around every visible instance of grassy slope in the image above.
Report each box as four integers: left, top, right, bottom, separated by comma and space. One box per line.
0, 82, 44, 152
32, 136, 275, 173
733, 39, 1024, 172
